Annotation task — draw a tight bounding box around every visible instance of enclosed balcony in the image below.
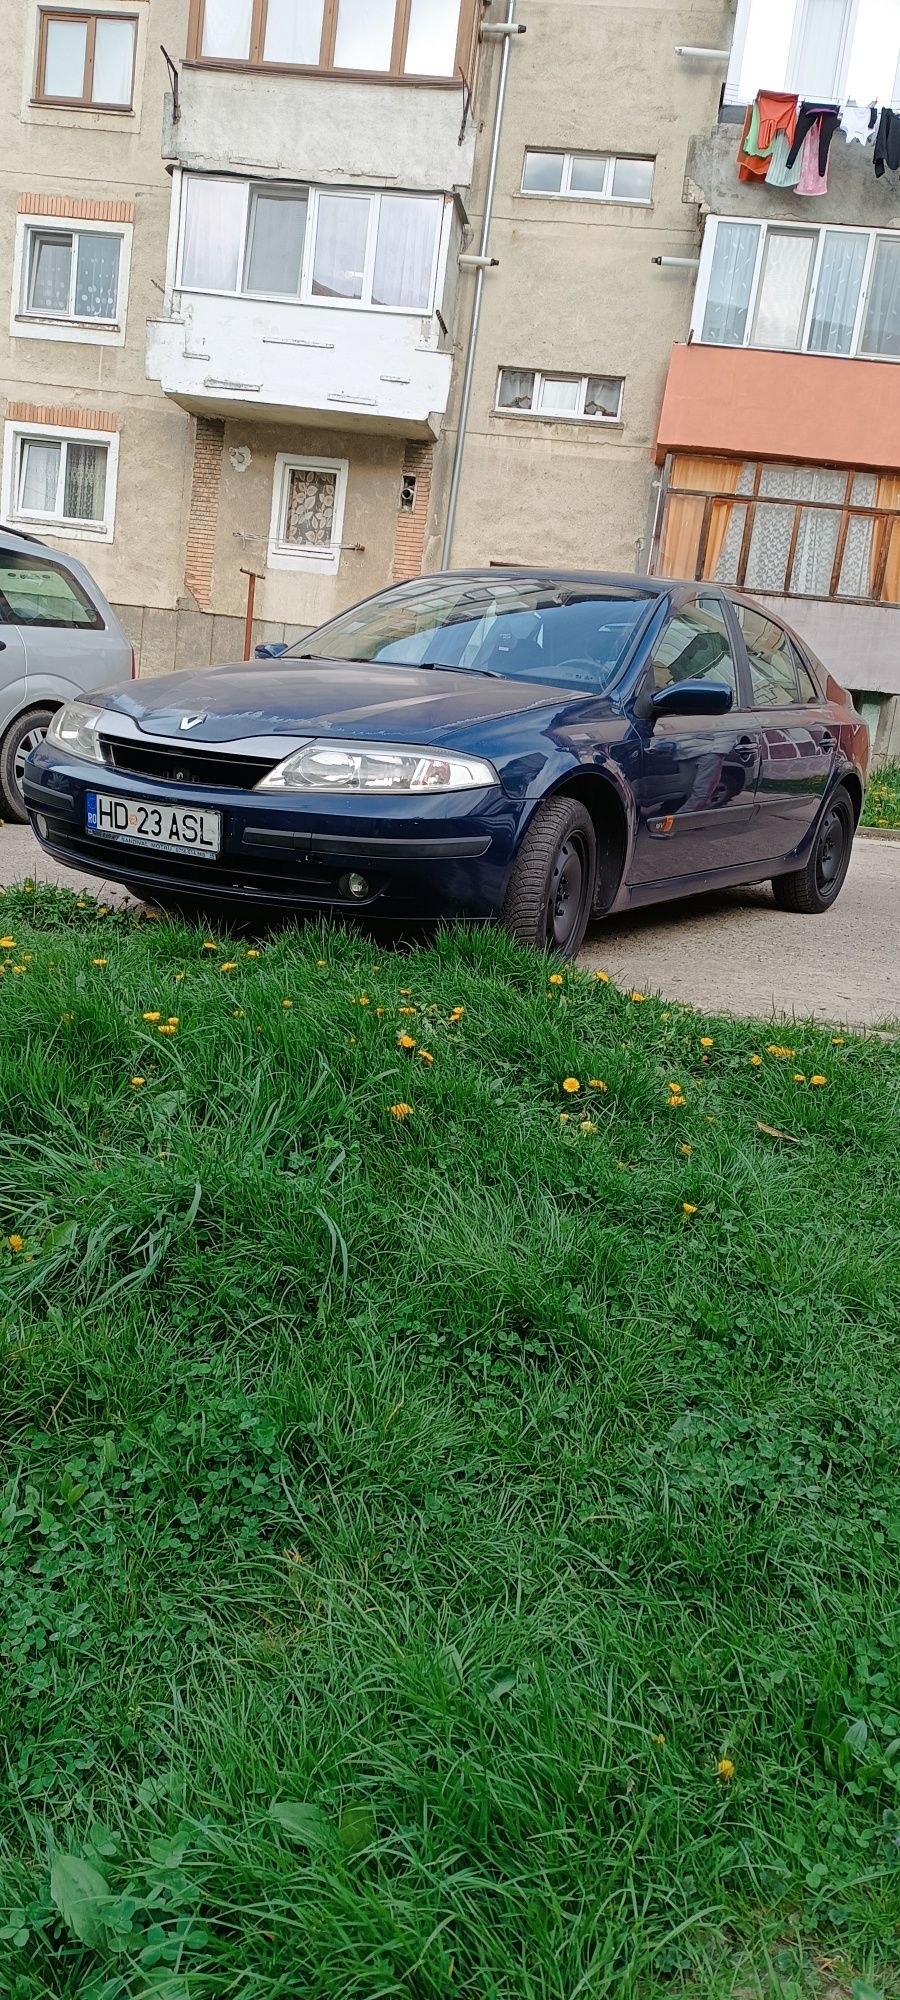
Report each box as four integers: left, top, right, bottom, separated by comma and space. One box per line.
145, 172, 457, 436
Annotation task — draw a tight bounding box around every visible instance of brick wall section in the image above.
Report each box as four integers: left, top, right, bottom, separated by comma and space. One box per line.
184, 417, 225, 611
18, 193, 134, 222
5, 401, 118, 429
392, 442, 434, 582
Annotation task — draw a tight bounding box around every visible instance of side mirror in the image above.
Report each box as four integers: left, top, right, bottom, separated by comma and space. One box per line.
650, 679, 734, 720
254, 642, 289, 660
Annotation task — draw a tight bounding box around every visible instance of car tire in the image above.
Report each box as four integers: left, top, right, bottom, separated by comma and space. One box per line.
771, 787, 855, 915
0, 706, 57, 825
502, 796, 598, 959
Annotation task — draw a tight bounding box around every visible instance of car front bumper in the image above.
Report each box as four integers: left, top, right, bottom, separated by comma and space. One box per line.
24, 747, 522, 920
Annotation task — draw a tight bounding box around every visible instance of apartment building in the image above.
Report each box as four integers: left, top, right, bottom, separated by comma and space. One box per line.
0, 0, 193, 657
651, 0, 900, 760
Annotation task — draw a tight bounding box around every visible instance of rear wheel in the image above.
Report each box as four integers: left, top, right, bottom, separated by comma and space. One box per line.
771, 788, 855, 914
0, 706, 56, 824
502, 797, 597, 959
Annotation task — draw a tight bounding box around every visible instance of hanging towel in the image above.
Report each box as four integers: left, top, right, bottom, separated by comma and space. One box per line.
765, 130, 802, 188
874, 107, 900, 177
840, 102, 877, 145
796, 125, 830, 194
737, 101, 769, 179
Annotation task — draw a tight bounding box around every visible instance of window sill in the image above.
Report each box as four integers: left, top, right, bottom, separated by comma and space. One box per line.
173, 283, 436, 320
10, 515, 112, 542
493, 412, 625, 430
182, 57, 460, 89
15, 314, 121, 333
513, 190, 654, 209
692, 337, 900, 366
30, 98, 134, 114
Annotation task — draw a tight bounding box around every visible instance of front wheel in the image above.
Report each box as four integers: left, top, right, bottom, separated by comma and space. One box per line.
771, 788, 855, 914
502, 797, 597, 959
0, 706, 57, 824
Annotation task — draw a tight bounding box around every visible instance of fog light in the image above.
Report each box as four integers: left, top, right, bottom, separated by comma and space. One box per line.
346, 871, 368, 900
35, 813, 48, 839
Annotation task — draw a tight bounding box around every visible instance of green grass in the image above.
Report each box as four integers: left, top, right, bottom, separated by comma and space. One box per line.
861, 763, 900, 830
1, 883, 899, 2000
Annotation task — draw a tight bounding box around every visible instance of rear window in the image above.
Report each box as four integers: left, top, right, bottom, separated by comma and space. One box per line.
0, 550, 103, 629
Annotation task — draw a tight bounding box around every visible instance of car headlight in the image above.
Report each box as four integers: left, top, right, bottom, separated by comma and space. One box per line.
256, 741, 498, 794
45, 701, 105, 764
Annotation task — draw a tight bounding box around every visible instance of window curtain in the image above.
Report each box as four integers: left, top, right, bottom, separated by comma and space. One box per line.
284, 467, 336, 548
808, 231, 867, 354
263, 0, 326, 63
312, 194, 369, 299
29, 235, 72, 312
64, 443, 106, 522
372, 196, 439, 309
333, 0, 395, 70
181, 178, 245, 291
702, 221, 759, 345
201, 0, 253, 59
405, 0, 460, 75
861, 238, 900, 358
74, 234, 119, 318
871, 474, 900, 603
92, 17, 134, 103
790, 0, 848, 98
19, 440, 60, 512
659, 457, 742, 579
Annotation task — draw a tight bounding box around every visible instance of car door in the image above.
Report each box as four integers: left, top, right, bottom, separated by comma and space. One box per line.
0, 544, 126, 702
631, 591, 761, 885
730, 600, 835, 860
0, 553, 30, 736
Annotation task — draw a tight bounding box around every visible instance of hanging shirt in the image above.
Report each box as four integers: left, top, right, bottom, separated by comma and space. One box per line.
796, 125, 829, 195
874, 107, 900, 177
840, 102, 877, 145
736, 91, 797, 179
765, 130, 802, 188
786, 103, 841, 194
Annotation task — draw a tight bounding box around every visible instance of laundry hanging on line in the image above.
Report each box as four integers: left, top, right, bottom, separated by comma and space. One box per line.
874, 106, 900, 177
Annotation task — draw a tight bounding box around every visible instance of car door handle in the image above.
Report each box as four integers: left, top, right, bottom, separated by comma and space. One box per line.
819, 731, 835, 750
735, 734, 757, 765
0, 640, 6, 651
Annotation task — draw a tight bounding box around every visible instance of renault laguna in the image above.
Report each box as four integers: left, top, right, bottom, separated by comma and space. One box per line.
25, 570, 867, 960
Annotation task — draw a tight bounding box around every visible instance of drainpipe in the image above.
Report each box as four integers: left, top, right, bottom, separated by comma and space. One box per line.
440, 1, 524, 569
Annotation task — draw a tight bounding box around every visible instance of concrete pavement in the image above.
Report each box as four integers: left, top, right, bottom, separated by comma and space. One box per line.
0, 820, 896, 1029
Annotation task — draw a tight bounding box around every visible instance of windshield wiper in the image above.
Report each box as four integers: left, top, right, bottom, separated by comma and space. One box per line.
293, 654, 503, 677
417, 661, 503, 678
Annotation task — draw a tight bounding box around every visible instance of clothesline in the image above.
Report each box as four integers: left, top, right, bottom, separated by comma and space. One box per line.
736, 92, 900, 196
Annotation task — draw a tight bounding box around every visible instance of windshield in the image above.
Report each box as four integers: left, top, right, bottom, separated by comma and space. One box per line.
288, 576, 654, 693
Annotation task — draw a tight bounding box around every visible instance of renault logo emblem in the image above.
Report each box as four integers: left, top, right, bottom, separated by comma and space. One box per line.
179, 713, 206, 730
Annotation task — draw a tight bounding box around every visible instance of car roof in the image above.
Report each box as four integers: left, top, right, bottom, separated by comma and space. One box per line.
441, 567, 672, 595
0, 524, 49, 551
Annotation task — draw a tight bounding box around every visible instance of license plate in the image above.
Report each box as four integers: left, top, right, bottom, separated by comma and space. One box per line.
85, 792, 221, 858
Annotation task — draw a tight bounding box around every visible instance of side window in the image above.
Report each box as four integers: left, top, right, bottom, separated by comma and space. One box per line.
0, 552, 102, 628
734, 603, 800, 707
793, 649, 821, 703
649, 596, 738, 694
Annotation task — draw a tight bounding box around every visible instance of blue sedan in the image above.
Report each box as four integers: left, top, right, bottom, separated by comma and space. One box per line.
25, 570, 868, 959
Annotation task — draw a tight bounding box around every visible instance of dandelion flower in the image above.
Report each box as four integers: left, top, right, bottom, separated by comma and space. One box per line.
399, 988, 412, 996
389, 1102, 413, 1120
716, 1758, 735, 1782
282, 999, 293, 1010
594, 971, 610, 983
750, 1054, 762, 1067
549, 973, 564, 986
679, 1143, 692, 1156
397, 1033, 416, 1051
174, 972, 185, 983
358, 994, 370, 1006
450, 1006, 465, 1021
167, 1016, 179, 1026
794, 1073, 806, 1083
130, 1077, 145, 1089
631, 991, 646, 1003
220, 961, 238, 973
700, 1036, 714, 1048
831, 1037, 845, 1047
232, 1008, 245, 1018
579, 1119, 597, 1135
766, 1044, 795, 1059
316, 959, 327, 968
653, 1733, 666, 1747
682, 1202, 698, 1217
810, 1074, 828, 1086
418, 1049, 434, 1065
245, 949, 260, 959
143, 1011, 161, 1022
202, 940, 218, 952
588, 1078, 608, 1092
375, 1006, 385, 1016
60, 1012, 74, 1022
559, 1112, 570, 1123
91, 957, 108, 968
398, 1005, 417, 1016
157, 1024, 177, 1036
562, 1077, 580, 1094
7, 1234, 24, 1252
0, 936, 15, 948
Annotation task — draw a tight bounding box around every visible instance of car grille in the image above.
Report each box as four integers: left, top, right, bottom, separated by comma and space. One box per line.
99, 736, 278, 790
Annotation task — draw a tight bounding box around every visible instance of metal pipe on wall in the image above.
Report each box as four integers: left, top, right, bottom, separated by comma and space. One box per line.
440, 1, 523, 569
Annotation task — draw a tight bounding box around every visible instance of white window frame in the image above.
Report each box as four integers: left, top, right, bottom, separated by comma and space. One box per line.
520, 150, 654, 204
10, 214, 132, 346
494, 369, 624, 424
692, 214, 900, 363
267, 453, 348, 573
175, 176, 449, 318
1, 418, 119, 541
725, 0, 862, 103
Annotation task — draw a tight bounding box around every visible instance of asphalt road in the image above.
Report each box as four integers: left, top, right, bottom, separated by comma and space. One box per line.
0, 821, 896, 1029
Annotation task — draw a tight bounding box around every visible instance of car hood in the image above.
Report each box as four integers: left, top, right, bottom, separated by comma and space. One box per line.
99, 660, 572, 745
